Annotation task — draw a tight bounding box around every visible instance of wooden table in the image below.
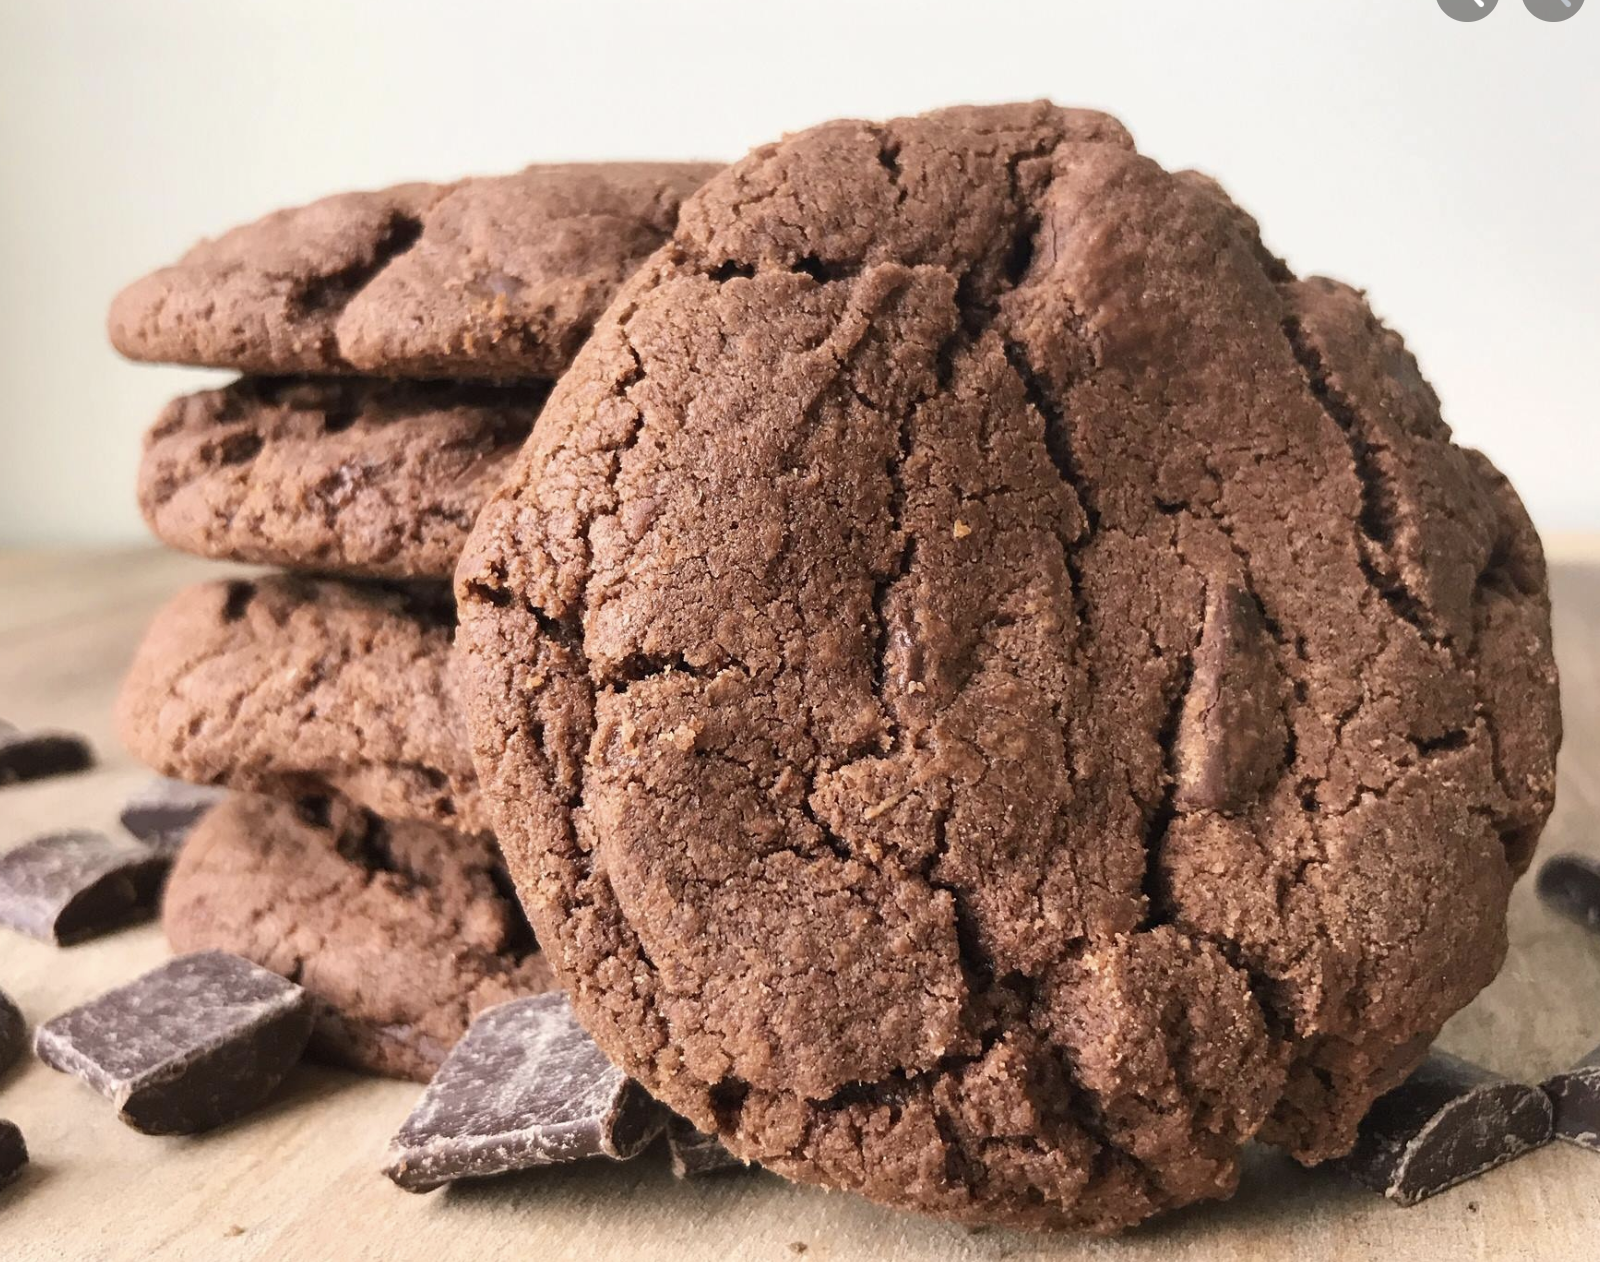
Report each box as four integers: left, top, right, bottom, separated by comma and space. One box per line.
1, 546, 1597, 1261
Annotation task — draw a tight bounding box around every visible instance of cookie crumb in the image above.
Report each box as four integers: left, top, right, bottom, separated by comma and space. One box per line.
223, 1225, 246, 1238
862, 787, 911, 822
788, 1245, 808, 1256
664, 723, 700, 752
952, 518, 971, 539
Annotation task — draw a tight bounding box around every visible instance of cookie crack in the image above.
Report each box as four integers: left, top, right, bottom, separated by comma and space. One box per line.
291, 210, 425, 327
1280, 314, 1441, 648
1138, 648, 1196, 930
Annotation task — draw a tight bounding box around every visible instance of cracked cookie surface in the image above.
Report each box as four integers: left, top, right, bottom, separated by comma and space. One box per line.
164, 793, 553, 1081
117, 575, 487, 833
454, 102, 1560, 1230
139, 377, 546, 580
109, 163, 718, 380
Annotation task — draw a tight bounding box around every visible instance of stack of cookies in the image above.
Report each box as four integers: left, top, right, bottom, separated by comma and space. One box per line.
108, 102, 1565, 1235
111, 162, 716, 1080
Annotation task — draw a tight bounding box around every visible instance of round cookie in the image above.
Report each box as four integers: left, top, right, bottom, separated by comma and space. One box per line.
109, 163, 718, 380
117, 575, 486, 833
455, 102, 1560, 1230
139, 377, 545, 580
163, 792, 554, 1080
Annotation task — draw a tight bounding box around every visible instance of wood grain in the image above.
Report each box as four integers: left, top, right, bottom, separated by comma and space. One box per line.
1, 546, 1596, 1261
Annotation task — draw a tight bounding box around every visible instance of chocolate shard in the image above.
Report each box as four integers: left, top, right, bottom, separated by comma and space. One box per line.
0, 987, 24, 1075
1535, 854, 1600, 933
1544, 1045, 1600, 1153
1339, 1050, 1553, 1205
384, 992, 666, 1192
33, 950, 314, 1134
666, 1114, 746, 1178
0, 1119, 26, 1189
0, 831, 169, 945
1173, 582, 1288, 814
119, 777, 228, 855
0, 720, 93, 787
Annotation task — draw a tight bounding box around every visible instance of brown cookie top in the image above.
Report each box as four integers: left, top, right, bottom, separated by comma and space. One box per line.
163, 793, 553, 1081
109, 163, 719, 380
139, 377, 546, 581
117, 575, 486, 833
456, 102, 1559, 1231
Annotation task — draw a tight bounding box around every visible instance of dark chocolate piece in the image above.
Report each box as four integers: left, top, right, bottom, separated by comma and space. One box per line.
0, 987, 24, 1075
1544, 1045, 1600, 1153
384, 992, 665, 1192
119, 777, 228, 855
666, 1114, 746, 1178
0, 720, 93, 787
0, 1119, 26, 1189
1340, 1051, 1553, 1205
1536, 854, 1600, 933
34, 950, 314, 1134
0, 830, 169, 944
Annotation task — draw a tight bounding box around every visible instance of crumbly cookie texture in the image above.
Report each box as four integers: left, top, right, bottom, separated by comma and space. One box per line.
117, 575, 487, 833
455, 102, 1559, 1230
108, 163, 719, 379
139, 377, 545, 581
164, 793, 554, 1081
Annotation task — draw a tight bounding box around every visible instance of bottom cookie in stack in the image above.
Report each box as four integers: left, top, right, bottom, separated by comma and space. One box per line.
163, 792, 554, 1082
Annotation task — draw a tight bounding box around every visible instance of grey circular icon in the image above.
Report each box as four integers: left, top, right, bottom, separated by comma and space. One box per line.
1525, 0, 1583, 19
1439, 0, 1499, 18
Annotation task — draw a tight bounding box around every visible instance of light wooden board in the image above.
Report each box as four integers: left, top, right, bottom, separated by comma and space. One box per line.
1, 545, 1597, 1262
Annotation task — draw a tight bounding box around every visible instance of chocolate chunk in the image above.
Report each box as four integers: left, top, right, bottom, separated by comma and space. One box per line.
384, 992, 665, 1192
33, 950, 314, 1134
119, 777, 228, 855
1173, 582, 1289, 814
0, 720, 93, 787
1339, 1051, 1553, 1205
0, 987, 24, 1075
1536, 854, 1600, 932
666, 1114, 746, 1178
0, 831, 169, 944
1544, 1045, 1600, 1153
0, 1119, 26, 1189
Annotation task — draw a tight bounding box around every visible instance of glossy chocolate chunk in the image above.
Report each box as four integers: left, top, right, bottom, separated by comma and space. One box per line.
666, 1114, 745, 1178
0, 1120, 26, 1189
0, 720, 93, 787
0, 986, 24, 1075
119, 777, 228, 855
34, 951, 314, 1134
1544, 1046, 1600, 1153
1339, 1051, 1553, 1205
0, 831, 168, 944
1536, 854, 1600, 932
384, 992, 665, 1192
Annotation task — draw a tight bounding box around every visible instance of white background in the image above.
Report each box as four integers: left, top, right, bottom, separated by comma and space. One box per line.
1, 0, 1594, 545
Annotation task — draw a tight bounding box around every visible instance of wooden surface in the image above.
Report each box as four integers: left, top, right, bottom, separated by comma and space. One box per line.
1, 545, 1597, 1261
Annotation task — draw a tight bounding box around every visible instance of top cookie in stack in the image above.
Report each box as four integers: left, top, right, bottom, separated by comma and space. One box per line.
114, 162, 718, 580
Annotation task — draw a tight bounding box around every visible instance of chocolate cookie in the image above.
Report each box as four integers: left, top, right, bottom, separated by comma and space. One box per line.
163, 793, 553, 1080
117, 575, 485, 832
139, 377, 545, 580
455, 103, 1560, 1230
109, 163, 718, 380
